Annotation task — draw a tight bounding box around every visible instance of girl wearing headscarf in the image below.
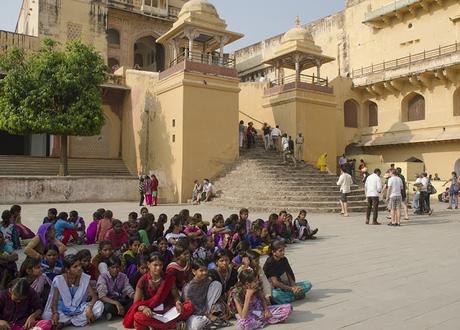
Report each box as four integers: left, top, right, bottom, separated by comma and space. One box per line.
24, 223, 66, 260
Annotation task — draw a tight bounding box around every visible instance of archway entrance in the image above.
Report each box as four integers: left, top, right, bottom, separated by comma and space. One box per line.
455, 158, 460, 175
133, 36, 165, 72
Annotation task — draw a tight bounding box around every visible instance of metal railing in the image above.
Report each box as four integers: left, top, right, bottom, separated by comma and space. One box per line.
169, 50, 235, 69
352, 42, 460, 78
269, 73, 328, 87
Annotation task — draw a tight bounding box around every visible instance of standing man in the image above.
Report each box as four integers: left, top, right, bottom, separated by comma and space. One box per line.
338, 154, 347, 169
295, 133, 304, 161
239, 120, 245, 148
281, 134, 296, 167
386, 168, 403, 226
262, 123, 271, 151
418, 172, 431, 214
396, 167, 409, 220
270, 125, 282, 152
365, 169, 382, 225
337, 168, 353, 217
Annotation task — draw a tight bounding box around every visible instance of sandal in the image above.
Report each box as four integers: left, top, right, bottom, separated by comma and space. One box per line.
213, 319, 231, 328
387, 223, 394, 226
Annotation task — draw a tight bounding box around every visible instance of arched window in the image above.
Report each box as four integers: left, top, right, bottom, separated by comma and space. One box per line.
367, 101, 378, 127
133, 36, 165, 72
402, 93, 425, 122
107, 29, 120, 45
344, 99, 359, 128
454, 87, 460, 116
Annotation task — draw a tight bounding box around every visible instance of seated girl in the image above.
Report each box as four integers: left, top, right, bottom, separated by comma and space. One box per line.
123, 253, 193, 330
96, 256, 135, 321
208, 214, 232, 250
68, 211, 85, 244
20, 257, 50, 307
294, 210, 318, 241
165, 245, 192, 293
104, 219, 129, 251
76, 249, 97, 286
183, 259, 229, 330
247, 224, 269, 255
54, 212, 80, 246
192, 236, 217, 268
91, 240, 114, 279
9, 205, 35, 241
43, 208, 58, 225
24, 223, 66, 260
86, 211, 102, 245
123, 238, 141, 282
1, 209, 20, 250
208, 249, 238, 300
0, 278, 52, 330
228, 269, 292, 330
41, 245, 63, 283
42, 254, 104, 328
129, 255, 149, 288
0, 231, 18, 289
157, 237, 173, 272
164, 216, 186, 249
263, 240, 312, 305
238, 250, 272, 302
137, 217, 152, 247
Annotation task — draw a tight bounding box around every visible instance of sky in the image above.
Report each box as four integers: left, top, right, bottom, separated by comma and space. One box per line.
0, 0, 345, 52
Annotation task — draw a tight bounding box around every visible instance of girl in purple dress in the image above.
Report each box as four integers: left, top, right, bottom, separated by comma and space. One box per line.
228, 269, 292, 330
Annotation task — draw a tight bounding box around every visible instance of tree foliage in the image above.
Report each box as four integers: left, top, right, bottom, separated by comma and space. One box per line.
0, 39, 107, 136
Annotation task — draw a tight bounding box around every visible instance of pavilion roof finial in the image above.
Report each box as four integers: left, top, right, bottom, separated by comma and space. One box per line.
295, 16, 301, 27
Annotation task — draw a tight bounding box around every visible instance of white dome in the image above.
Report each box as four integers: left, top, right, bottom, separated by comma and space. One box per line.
179, 0, 219, 17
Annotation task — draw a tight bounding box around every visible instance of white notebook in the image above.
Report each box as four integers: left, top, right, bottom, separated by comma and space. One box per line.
152, 307, 180, 323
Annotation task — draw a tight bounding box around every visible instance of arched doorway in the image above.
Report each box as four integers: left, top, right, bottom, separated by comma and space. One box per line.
455, 159, 460, 175
402, 92, 425, 122
344, 99, 359, 128
133, 36, 165, 72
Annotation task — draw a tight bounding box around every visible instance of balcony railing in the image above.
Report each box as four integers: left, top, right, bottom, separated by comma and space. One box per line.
269, 74, 328, 87
169, 50, 235, 69
352, 42, 460, 78
264, 73, 332, 96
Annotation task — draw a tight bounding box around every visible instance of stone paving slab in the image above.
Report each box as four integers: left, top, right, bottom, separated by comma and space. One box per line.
1, 201, 459, 330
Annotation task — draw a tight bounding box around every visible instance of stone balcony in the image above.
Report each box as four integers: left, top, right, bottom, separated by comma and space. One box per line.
159, 51, 237, 80
107, 0, 180, 19
352, 42, 460, 87
264, 74, 332, 97
0, 30, 39, 54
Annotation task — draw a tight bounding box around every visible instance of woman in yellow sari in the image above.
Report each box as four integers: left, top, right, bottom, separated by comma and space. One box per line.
316, 153, 328, 172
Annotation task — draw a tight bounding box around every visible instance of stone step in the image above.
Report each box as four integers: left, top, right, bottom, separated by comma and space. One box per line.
216, 194, 367, 202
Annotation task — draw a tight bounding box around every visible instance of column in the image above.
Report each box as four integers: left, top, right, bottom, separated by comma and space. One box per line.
219, 36, 230, 66
294, 54, 301, 85
315, 59, 321, 85
184, 28, 198, 61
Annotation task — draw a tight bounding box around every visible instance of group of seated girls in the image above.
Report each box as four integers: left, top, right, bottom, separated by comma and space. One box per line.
0, 206, 317, 330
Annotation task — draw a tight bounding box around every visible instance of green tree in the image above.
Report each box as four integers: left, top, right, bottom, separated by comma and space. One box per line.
0, 39, 107, 175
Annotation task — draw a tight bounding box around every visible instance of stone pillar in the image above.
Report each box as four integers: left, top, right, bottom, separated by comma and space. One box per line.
184, 28, 198, 61
219, 36, 230, 66
316, 59, 321, 84
294, 54, 301, 84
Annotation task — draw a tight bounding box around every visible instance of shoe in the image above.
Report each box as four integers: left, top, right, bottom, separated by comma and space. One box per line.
372, 221, 381, 225
447, 207, 452, 209
387, 223, 394, 226
311, 228, 319, 236
343, 214, 349, 217
456, 207, 458, 209
429, 209, 433, 215
105, 312, 113, 321
365, 220, 370, 224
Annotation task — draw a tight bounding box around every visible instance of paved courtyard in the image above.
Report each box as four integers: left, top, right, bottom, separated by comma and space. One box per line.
2, 201, 460, 330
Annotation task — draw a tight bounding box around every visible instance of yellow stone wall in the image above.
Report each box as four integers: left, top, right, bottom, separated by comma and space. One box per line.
155, 71, 240, 203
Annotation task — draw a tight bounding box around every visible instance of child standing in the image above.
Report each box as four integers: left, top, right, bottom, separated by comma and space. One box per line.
228, 269, 292, 330
97, 256, 135, 321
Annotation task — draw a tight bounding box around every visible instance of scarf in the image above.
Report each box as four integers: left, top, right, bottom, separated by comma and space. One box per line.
54, 273, 90, 310
37, 223, 53, 247
123, 273, 175, 328
166, 261, 190, 273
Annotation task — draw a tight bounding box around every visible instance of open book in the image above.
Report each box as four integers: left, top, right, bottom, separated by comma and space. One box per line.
152, 307, 180, 323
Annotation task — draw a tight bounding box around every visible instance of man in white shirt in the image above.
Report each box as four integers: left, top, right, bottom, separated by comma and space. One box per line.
202, 179, 213, 202
386, 169, 403, 226
270, 125, 282, 152
337, 168, 353, 217
338, 154, 347, 169
364, 168, 382, 225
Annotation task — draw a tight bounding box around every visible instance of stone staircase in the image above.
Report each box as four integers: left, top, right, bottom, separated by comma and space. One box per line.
0, 156, 133, 177
210, 138, 375, 213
